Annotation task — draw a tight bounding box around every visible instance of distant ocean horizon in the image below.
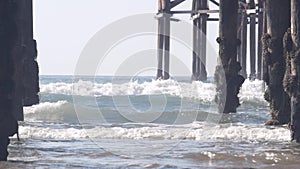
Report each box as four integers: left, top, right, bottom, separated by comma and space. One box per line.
3, 75, 300, 169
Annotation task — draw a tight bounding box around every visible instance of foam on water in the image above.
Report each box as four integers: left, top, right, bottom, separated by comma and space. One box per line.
24, 101, 69, 115
40, 79, 267, 105
20, 99, 285, 142
13, 76, 291, 168
23, 101, 73, 122
239, 79, 267, 106
18, 122, 289, 142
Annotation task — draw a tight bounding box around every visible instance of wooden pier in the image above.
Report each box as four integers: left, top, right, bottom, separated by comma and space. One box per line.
156, 0, 268, 81
155, 0, 300, 141
1, 1, 300, 162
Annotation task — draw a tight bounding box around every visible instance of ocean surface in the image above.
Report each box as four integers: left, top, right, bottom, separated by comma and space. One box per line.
2, 75, 300, 169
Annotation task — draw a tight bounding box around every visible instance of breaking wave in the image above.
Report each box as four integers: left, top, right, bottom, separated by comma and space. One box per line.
18, 122, 289, 142
40, 79, 268, 105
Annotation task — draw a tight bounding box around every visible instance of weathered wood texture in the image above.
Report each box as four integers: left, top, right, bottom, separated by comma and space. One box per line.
215, 0, 245, 113
263, 0, 290, 125
283, 0, 300, 141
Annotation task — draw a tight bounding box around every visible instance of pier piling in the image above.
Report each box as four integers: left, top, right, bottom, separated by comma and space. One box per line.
215, 0, 245, 113
240, 2, 248, 78
263, 0, 290, 125
257, 0, 264, 80
283, 0, 300, 141
156, 0, 171, 80
249, 11, 256, 80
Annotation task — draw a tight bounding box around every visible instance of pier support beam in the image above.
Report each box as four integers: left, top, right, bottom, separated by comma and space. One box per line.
0, 0, 39, 160
263, 0, 290, 125
0, 0, 21, 161
199, 0, 208, 81
215, 0, 245, 113
163, 12, 171, 80
157, 14, 164, 79
257, 0, 264, 80
192, 0, 208, 81
249, 0, 256, 80
157, 0, 171, 80
22, 0, 39, 106
192, 0, 199, 81
283, 0, 300, 142
240, 3, 248, 78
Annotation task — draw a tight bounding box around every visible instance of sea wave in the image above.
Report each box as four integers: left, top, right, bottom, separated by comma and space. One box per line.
18, 122, 289, 142
24, 101, 76, 122
40, 79, 267, 105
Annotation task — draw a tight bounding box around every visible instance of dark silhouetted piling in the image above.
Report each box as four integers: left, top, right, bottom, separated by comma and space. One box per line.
0, 0, 21, 161
249, 0, 256, 80
263, 0, 290, 125
257, 0, 264, 80
283, 0, 300, 142
22, 0, 39, 106
215, 0, 245, 113
290, 0, 300, 142
239, 0, 248, 78
0, 0, 39, 161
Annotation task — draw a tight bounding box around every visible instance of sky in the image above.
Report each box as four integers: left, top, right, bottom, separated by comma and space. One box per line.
34, 0, 219, 76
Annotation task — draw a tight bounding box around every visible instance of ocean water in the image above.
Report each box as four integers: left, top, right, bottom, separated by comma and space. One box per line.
2, 75, 300, 169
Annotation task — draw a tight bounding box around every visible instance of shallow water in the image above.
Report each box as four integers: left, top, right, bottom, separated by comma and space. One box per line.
2, 76, 299, 169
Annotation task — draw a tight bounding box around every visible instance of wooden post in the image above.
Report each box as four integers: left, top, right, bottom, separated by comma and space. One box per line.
22, 0, 39, 106
262, 0, 267, 34
157, 2, 165, 79
263, 0, 290, 125
199, 0, 208, 81
240, 2, 248, 78
215, 0, 245, 113
192, 0, 200, 81
247, 0, 256, 80
262, 0, 268, 83
257, 0, 264, 80
192, 16, 197, 80
163, 0, 171, 80
156, 18, 164, 80
0, 0, 21, 161
156, 0, 171, 80
196, 7, 201, 81
249, 12, 256, 80
237, 9, 242, 66
284, 0, 300, 142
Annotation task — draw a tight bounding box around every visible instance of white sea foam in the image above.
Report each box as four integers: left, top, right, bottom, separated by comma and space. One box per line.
24, 101, 69, 115
239, 79, 267, 105
23, 101, 75, 122
18, 122, 289, 142
40, 79, 267, 104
